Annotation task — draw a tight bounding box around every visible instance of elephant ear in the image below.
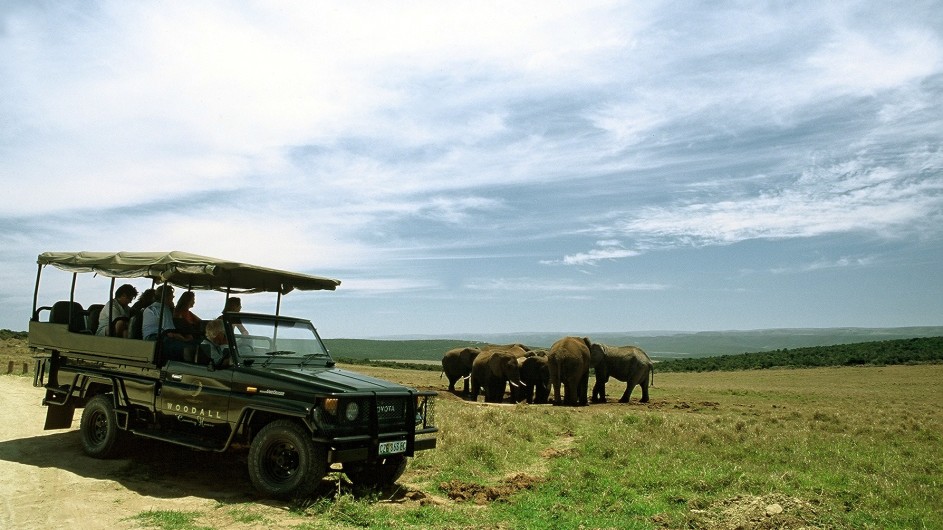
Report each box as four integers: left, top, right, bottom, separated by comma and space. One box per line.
582, 337, 593, 349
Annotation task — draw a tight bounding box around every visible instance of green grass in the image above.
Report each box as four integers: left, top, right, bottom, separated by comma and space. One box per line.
126, 510, 211, 530
333, 364, 943, 529
11, 363, 942, 529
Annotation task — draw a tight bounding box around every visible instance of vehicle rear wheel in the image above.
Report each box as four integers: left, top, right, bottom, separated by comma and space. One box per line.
248, 419, 326, 499
79, 394, 125, 458
343, 455, 407, 488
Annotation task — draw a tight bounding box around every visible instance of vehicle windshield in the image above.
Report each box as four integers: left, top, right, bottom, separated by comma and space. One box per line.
231, 315, 332, 364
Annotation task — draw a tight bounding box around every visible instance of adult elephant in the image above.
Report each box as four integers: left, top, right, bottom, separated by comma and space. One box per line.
516, 350, 550, 404
441, 347, 481, 395
590, 344, 654, 403
547, 336, 604, 406
469, 347, 525, 403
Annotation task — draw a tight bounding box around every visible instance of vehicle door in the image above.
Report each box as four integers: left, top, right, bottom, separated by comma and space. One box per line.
158, 360, 233, 426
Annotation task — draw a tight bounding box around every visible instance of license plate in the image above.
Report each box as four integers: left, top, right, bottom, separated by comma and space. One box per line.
378, 440, 407, 455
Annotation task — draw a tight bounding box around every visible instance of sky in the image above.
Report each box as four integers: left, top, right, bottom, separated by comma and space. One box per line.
1, 1, 941, 338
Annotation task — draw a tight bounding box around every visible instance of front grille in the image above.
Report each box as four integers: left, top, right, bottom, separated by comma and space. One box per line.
375, 397, 406, 425
317, 394, 437, 439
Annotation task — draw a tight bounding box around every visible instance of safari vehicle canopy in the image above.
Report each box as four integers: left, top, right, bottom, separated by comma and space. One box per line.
29, 251, 342, 365
35, 250, 340, 296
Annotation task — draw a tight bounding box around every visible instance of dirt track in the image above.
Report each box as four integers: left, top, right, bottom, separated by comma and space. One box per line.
0, 375, 311, 530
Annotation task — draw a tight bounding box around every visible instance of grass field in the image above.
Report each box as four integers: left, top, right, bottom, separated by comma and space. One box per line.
342, 363, 943, 530
3, 337, 941, 529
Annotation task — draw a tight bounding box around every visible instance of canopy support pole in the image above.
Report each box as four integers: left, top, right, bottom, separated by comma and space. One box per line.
31, 263, 42, 319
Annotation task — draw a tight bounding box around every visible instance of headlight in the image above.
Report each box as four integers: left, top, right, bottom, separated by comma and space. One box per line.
344, 401, 359, 421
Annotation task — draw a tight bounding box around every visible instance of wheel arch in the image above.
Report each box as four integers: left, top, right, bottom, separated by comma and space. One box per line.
238, 407, 313, 445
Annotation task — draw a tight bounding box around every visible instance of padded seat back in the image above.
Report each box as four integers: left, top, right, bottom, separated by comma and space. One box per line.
128, 313, 143, 340
87, 304, 104, 335
49, 301, 87, 333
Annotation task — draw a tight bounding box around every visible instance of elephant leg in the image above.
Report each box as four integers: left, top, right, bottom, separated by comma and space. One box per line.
619, 386, 632, 403
565, 378, 580, 406
592, 377, 607, 403
512, 383, 525, 403
468, 376, 480, 402
640, 381, 650, 403
619, 383, 633, 403
487, 380, 506, 403
577, 372, 589, 406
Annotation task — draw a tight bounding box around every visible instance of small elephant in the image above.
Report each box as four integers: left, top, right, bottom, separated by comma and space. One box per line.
469, 348, 525, 403
516, 351, 550, 404
590, 344, 654, 403
547, 336, 604, 406
441, 347, 481, 395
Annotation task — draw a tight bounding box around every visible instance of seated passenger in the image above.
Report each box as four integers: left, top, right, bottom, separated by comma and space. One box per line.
130, 288, 155, 315
126, 288, 155, 340
143, 285, 198, 361
202, 318, 231, 367
96, 284, 138, 337
222, 297, 249, 335
173, 290, 203, 336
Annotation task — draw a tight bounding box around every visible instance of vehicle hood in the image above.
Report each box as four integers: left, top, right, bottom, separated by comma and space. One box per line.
235, 365, 413, 396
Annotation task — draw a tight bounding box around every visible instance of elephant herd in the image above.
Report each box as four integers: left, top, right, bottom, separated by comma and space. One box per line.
441, 336, 654, 406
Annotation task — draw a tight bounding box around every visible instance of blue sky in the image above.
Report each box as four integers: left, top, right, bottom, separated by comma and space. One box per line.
1, 1, 941, 338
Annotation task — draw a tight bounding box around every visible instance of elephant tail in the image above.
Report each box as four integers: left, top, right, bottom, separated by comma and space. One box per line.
650, 365, 655, 387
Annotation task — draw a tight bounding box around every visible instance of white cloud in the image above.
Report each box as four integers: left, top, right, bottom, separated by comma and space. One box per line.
337, 277, 440, 293
613, 156, 943, 247
807, 28, 943, 94
561, 248, 640, 266
771, 255, 877, 274
465, 278, 667, 292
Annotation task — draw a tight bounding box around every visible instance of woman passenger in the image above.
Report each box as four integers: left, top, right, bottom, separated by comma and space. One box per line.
173, 291, 203, 336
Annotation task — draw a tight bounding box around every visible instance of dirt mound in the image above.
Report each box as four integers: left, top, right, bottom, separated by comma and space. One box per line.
439, 473, 544, 505
674, 401, 720, 410
680, 493, 822, 529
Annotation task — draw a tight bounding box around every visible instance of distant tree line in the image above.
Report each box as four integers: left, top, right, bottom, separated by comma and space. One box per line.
655, 336, 943, 372
0, 329, 28, 340
338, 337, 943, 375
334, 358, 442, 372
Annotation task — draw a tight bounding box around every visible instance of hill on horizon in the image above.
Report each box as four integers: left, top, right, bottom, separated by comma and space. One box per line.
325, 326, 943, 359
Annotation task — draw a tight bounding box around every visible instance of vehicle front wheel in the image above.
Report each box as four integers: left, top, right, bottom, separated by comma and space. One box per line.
343, 455, 407, 488
79, 394, 125, 458
248, 419, 326, 499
